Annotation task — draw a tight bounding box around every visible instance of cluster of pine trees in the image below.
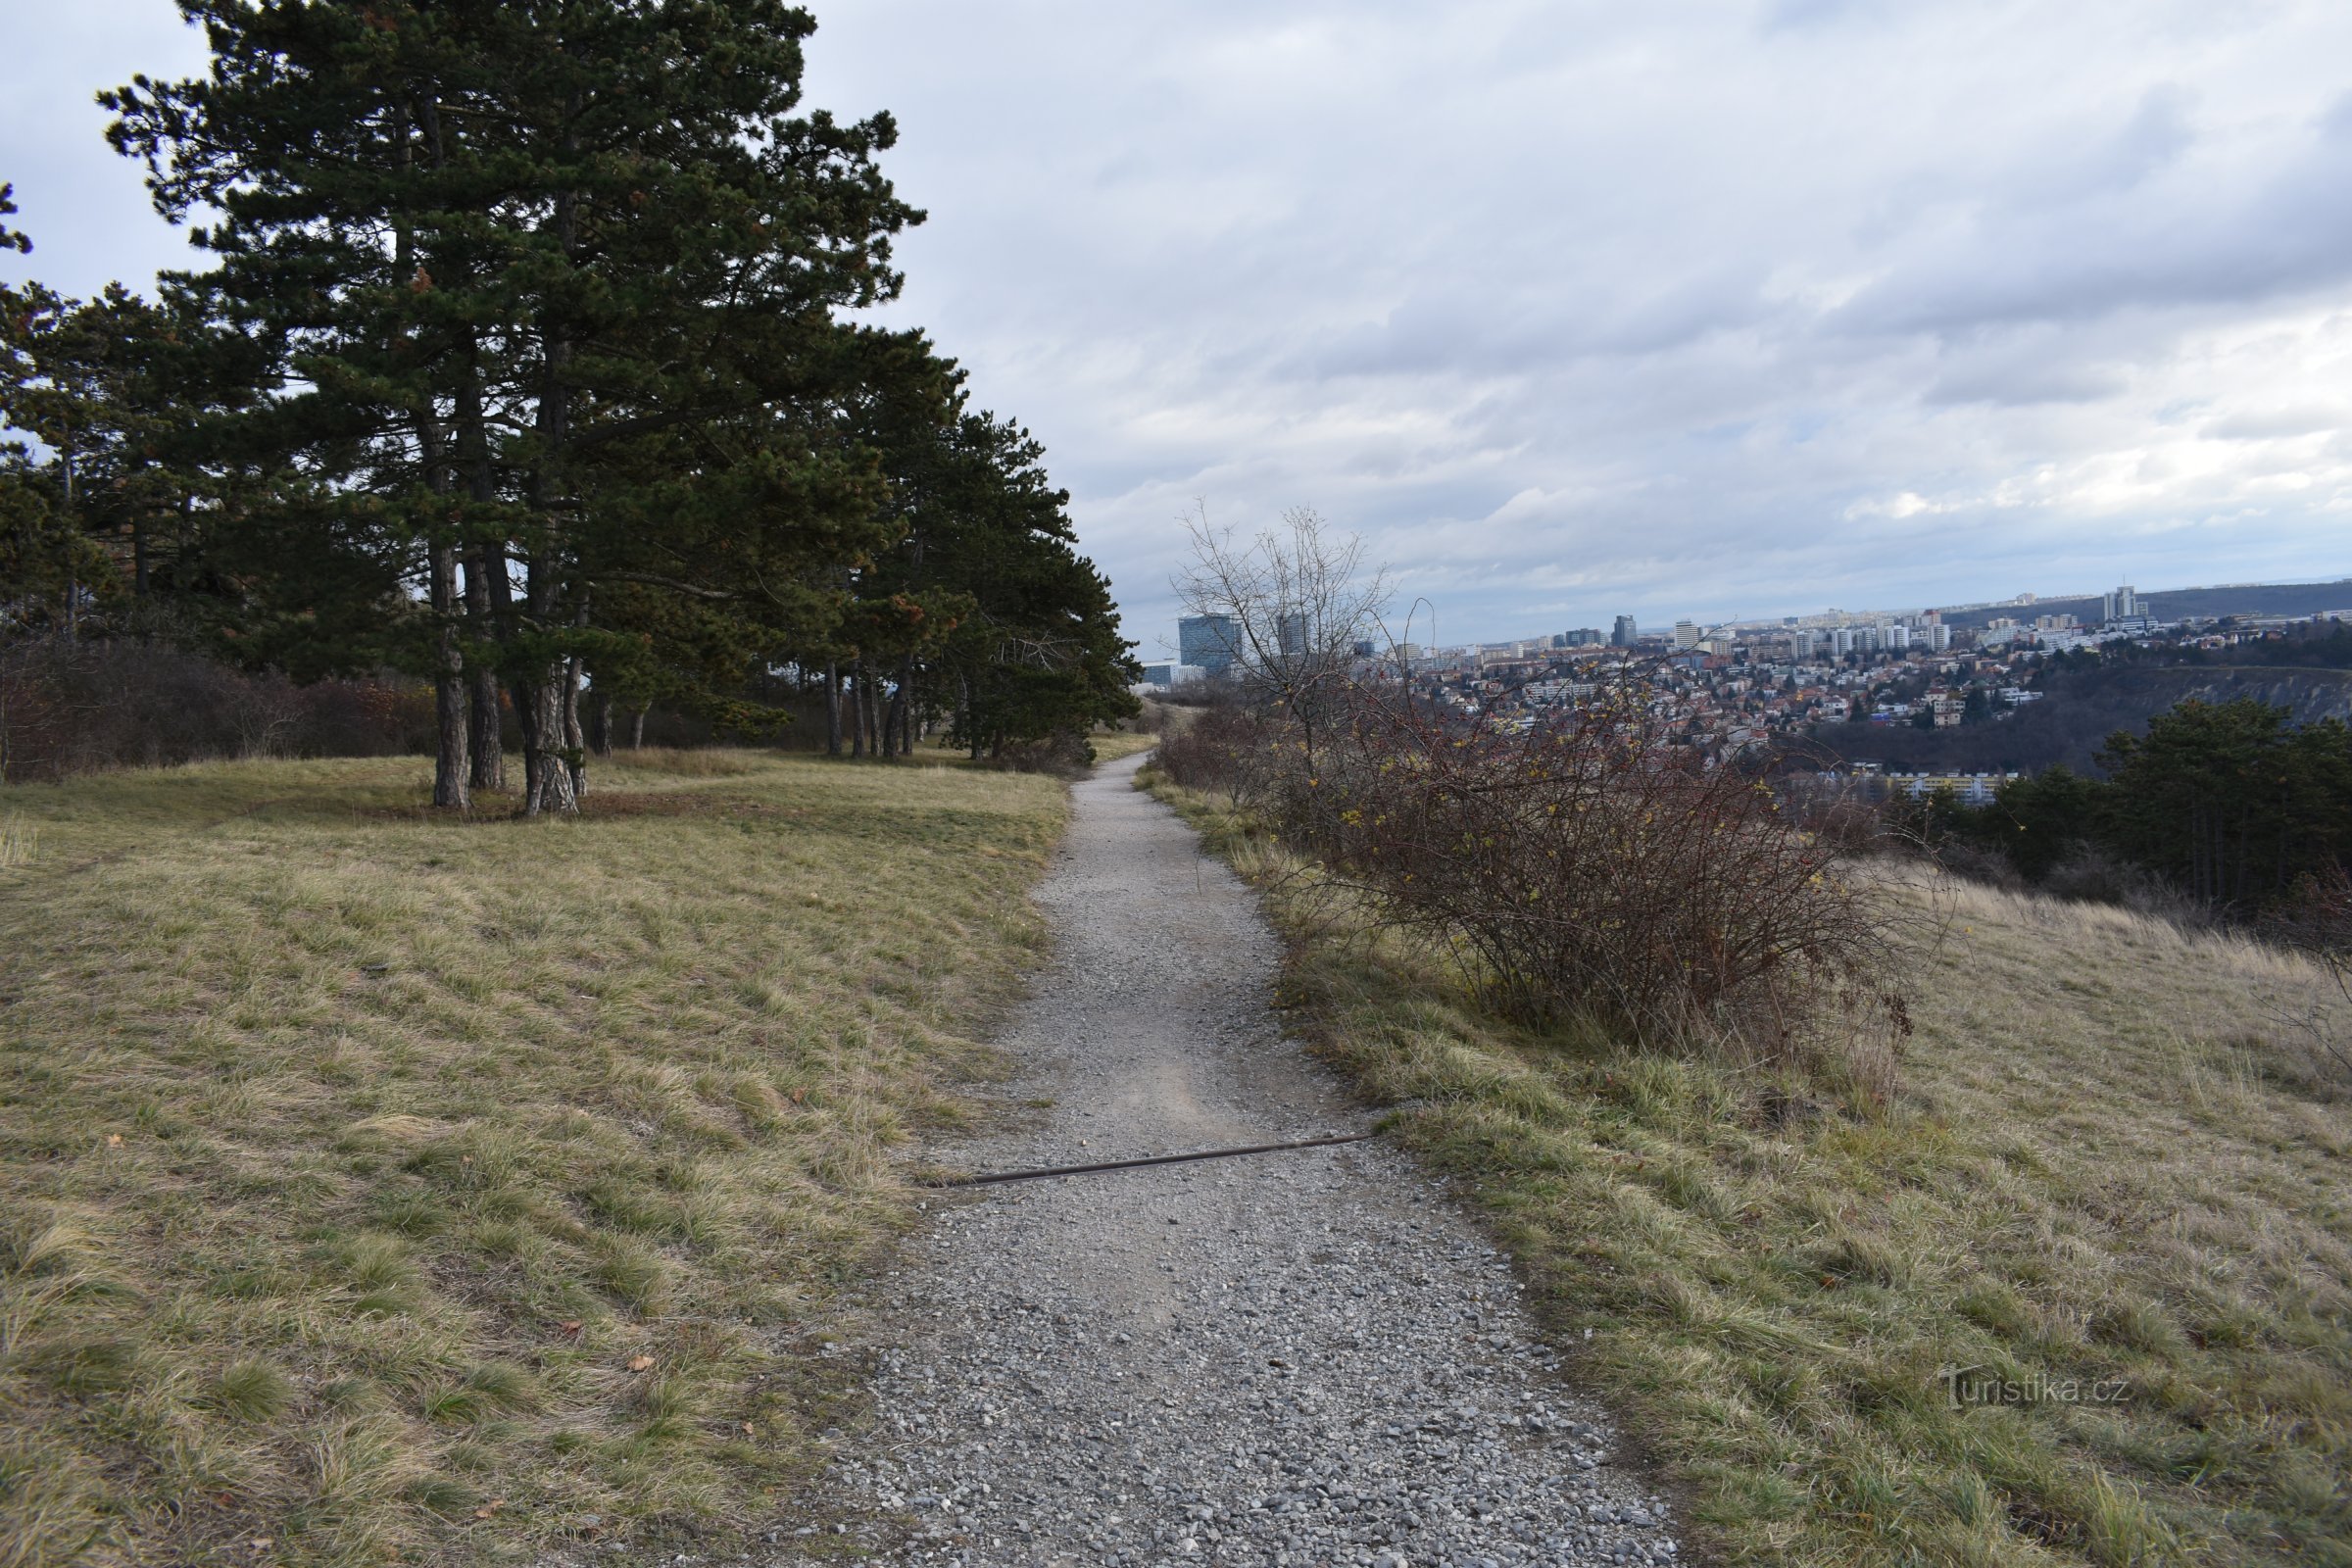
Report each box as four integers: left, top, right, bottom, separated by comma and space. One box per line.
2, 0, 1136, 811
1895, 697, 2352, 912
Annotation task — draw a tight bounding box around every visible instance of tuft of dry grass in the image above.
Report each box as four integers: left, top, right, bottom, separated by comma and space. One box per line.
1083, 730, 1159, 764
0, 750, 1067, 1565
1145, 765, 2352, 1568
0, 814, 32, 869
598, 747, 761, 777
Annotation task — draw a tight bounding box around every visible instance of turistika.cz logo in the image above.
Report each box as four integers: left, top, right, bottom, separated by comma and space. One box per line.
1937, 1364, 2132, 1410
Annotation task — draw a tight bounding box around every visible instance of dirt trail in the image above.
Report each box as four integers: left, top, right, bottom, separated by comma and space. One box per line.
776, 755, 1680, 1568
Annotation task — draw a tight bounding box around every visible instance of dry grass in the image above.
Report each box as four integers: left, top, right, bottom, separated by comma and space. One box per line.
1084, 731, 1159, 763
0, 813, 33, 869
1145, 767, 2352, 1568
0, 751, 1068, 1565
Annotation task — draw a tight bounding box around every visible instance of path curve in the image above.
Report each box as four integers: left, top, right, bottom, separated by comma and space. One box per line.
782, 756, 1681, 1568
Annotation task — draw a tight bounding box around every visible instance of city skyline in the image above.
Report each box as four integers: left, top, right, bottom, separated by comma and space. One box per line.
1139, 569, 2351, 663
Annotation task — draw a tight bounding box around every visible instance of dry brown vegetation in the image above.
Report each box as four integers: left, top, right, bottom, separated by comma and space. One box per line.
0, 751, 1067, 1565
1149, 767, 2351, 1568
1272, 685, 1912, 1093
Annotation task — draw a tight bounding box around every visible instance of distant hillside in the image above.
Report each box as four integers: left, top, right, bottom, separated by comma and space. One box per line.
1935, 577, 2352, 631
1807, 665, 2352, 775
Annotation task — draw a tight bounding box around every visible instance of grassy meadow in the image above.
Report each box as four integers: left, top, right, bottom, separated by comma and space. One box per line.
1144, 767, 2351, 1568
0, 749, 1068, 1566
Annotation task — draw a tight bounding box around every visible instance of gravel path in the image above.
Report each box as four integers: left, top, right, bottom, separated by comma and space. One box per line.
777, 756, 1679, 1568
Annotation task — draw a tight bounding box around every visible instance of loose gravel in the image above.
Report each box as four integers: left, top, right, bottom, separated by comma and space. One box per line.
768, 755, 1678, 1568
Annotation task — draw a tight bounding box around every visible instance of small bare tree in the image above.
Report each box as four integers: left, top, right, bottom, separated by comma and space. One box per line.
1171, 503, 1391, 755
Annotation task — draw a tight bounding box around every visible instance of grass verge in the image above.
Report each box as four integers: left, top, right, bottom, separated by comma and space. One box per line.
1142, 766, 2350, 1568
0, 751, 1067, 1565
1084, 731, 1159, 764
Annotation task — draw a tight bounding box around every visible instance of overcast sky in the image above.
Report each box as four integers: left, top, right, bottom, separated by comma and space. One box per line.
8, 2, 2351, 654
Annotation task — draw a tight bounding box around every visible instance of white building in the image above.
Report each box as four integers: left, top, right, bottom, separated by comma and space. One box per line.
2102, 583, 2147, 625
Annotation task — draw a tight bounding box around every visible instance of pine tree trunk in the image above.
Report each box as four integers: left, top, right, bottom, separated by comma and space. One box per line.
563, 659, 587, 799
525, 139, 582, 818
590, 688, 612, 757
403, 105, 468, 810
514, 672, 543, 806
563, 596, 589, 798
466, 551, 507, 791
430, 542, 470, 809
886, 658, 910, 757
825, 662, 843, 756
520, 667, 579, 816
850, 659, 866, 758
61, 445, 77, 644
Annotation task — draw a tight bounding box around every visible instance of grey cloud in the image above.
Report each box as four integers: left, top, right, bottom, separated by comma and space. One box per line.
2201, 406, 2347, 441
12, 2, 2352, 643
1836, 94, 2352, 336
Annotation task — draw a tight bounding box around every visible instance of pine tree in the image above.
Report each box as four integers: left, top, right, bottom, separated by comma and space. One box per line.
109, 1, 921, 812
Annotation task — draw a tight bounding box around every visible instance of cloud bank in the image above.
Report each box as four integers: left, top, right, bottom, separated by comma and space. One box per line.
10, 2, 2350, 652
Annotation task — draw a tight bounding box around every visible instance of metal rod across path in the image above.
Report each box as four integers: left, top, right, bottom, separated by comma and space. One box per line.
924, 1132, 1374, 1188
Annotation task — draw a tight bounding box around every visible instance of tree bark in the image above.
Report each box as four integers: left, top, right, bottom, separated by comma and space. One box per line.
562, 596, 589, 798
519, 127, 583, 818
456, 321, 506, 793
631, 706, 647, 749
887, 658, 911, 757
520, 667, 579, 816
563, 662, 587, 799
403, 100, 467, 809
466, 551, 506, 791
825, 662, 843, 756
849, 659, 865, 758
430, 542, 470, 809
61, 443, 77, 643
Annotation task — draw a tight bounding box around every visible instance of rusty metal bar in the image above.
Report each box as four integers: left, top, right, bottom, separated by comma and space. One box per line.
924, 1132, 1374, 1188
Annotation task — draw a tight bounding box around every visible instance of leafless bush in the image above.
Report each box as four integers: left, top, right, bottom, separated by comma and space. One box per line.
0, 635, 433, 782
2262, 863, 2352, 1087
1151, 702, 1273, 806
2040, 849, 2210, 925
1276, 675, 1914, 1090
1768, 775, 1882, 851
1171, 504, 1391, 751
989, 728, 1096, 779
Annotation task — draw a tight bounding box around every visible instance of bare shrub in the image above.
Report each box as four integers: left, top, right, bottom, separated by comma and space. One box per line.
1277, 675, 1913, 1088
989, 728, 1096, 779
1779, 778, 1890, 857
1171, 504, 1391, 751
2041, 848, 2210, 925
0, 635, 432, 781
2263, 862, 2352, 1088
1929, 838, 2026, 892
1151, 702, 1271, 805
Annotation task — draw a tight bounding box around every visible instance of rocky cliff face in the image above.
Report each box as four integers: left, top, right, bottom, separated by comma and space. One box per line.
2110, 666, 2352, 723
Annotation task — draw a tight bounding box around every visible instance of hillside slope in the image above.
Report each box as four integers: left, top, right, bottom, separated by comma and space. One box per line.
1150, 768, 2352, 1568
1814, 666, 2352, 774
1936, 580, 2352, 631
